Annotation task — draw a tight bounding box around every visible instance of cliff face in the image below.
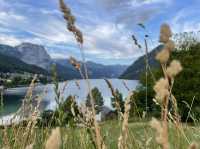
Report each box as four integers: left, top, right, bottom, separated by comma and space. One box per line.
16, 43, 52, 70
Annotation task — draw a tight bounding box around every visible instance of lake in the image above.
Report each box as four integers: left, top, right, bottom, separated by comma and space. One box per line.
0, 79, 138, 119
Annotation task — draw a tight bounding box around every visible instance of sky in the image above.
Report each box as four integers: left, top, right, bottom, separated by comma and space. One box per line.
0, 0, 200, 65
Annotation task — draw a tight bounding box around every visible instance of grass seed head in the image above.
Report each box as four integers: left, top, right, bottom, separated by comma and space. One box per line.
45, 127, 61, 149
159, 23, 172, 43
166, 60, 183, 78
165, 40, 175, 51
188, 142, 198, 149
153, 78, 169, 103
156, 49, 170, 63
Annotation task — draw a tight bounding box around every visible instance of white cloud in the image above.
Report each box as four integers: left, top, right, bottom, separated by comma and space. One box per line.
171, 8, 200, 33
0, 34, 21, 46
0, 0, 171, 64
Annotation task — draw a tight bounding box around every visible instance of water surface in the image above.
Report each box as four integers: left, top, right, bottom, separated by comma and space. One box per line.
1, 79, 138, 117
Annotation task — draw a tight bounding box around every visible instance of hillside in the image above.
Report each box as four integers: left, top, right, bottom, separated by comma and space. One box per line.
120, 45, 163, 79
0, 52, 48, 75
0, 42, 128, 80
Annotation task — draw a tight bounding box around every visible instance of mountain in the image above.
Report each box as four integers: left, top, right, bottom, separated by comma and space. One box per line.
0, 42, 127, 79
0, 44, 21, 58
120, 45, 163, 80
55, 59, 128, 78
16, 43, 52, 70
0, 52, 48, 75
0, 43, 81, 80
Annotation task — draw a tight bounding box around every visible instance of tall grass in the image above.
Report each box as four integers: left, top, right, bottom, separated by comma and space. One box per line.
0, 1, 199, 149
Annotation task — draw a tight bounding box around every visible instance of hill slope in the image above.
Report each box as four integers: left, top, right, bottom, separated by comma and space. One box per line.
0, 53, 48, 75
120, 45, 163, 79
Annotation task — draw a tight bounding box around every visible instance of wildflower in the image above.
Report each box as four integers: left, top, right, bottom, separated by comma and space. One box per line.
118, 92, 132, 149
45, 127, 61, 149
166, 60, 183, 78
159, 23, 172, 43
156, 49, 170, 63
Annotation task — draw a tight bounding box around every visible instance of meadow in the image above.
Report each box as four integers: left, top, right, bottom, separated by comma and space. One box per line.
0, 0, 200, 149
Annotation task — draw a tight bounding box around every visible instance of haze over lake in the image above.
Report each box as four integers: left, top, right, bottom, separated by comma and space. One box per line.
1, 79, 138, 117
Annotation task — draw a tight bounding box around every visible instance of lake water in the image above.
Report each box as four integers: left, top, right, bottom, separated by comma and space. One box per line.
0, 79, 138, 118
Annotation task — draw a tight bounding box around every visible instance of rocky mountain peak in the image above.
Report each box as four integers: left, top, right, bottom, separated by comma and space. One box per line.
15, 42, 52, 70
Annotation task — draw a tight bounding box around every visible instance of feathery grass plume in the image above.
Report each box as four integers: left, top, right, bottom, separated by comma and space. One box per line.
188, 142, 198, 149
165, 40, 175, 51
154, 23, 175, 149
118, 92, 132, 149
59, 0, 83, 44
69, 56, 81, 70
59, 1, 105, 148
25, 144, 33, 149
166, 60, 183, 78
159, 23, 172, 43
149, 118, 167, 147
45, 127, 61, 149
105, 79, 122, 120
156, 49, 170, 63
153, 78, 169, 104
21, 75, 37, 117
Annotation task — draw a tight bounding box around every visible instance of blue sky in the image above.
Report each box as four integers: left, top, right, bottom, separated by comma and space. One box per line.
0, 0, 200, 65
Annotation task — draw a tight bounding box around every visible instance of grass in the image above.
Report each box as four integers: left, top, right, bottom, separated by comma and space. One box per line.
0, 120, 199, 149
0, 1, 199, 149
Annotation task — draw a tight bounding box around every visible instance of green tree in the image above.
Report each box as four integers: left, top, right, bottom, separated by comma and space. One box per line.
86, 87, 104, 113
111, 89, 125, 113
132, 43, 200, 121
39, 95, 80, 127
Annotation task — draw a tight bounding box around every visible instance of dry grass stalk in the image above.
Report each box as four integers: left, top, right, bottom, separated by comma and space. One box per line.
25, 144, 33, 149
69, 56, 81, 70
150, 118, 165, 146
154, 23, 183, 149
118, 92, 133, 149
59, 1, 105, 148
45, 127, 61, 149
59, 0, 83, 44
105, 79, 123, 120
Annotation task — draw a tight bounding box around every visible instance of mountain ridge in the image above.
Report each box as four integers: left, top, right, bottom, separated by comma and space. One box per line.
120, 45, 163, 80
0, 42, 128, 79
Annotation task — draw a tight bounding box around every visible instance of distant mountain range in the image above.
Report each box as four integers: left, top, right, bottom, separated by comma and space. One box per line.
55, 59, 128, 78
0, 43, 128, 79
120, 45, 163, 80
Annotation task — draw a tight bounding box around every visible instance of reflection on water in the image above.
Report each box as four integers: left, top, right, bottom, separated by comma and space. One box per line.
0, 94, 23, 116
0, 79, 138, 117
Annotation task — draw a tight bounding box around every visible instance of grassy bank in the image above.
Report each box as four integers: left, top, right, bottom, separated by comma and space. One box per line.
0, 120, 199, 149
